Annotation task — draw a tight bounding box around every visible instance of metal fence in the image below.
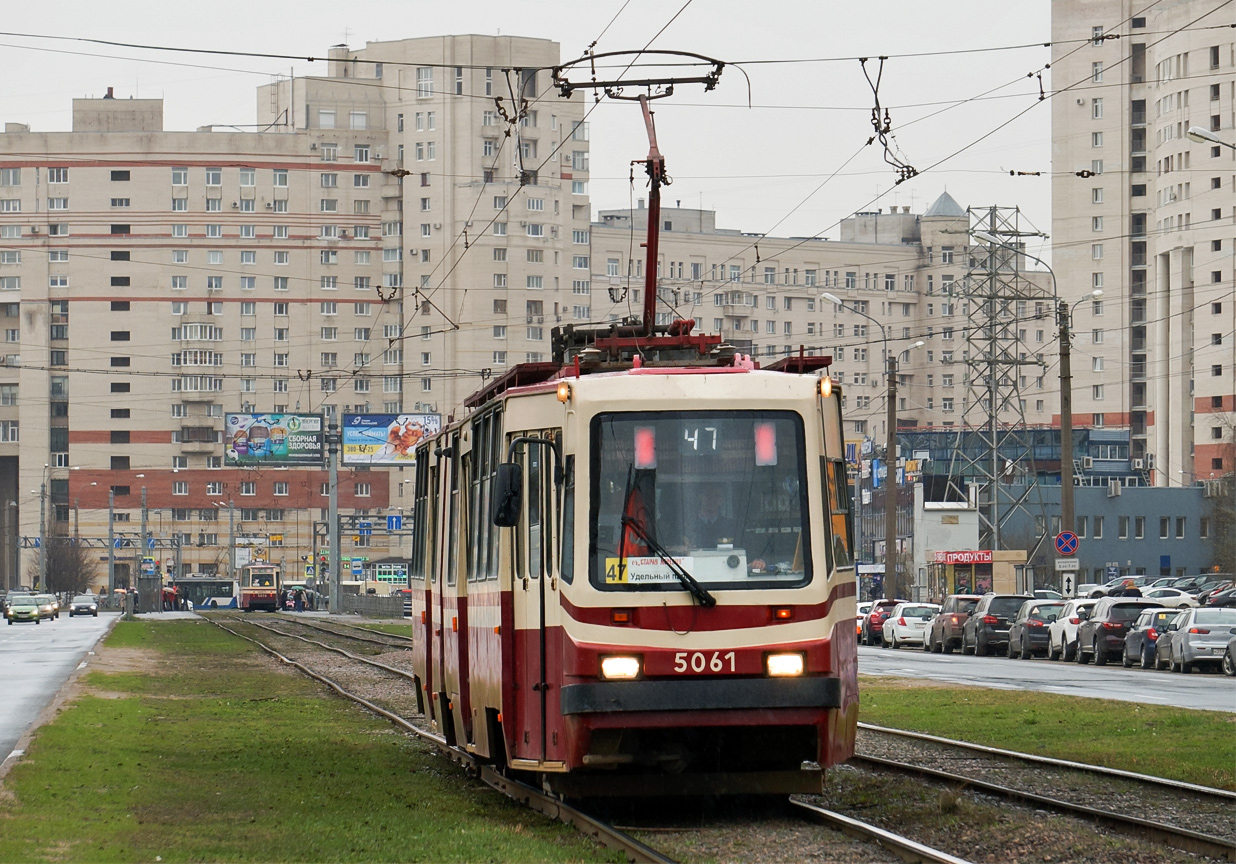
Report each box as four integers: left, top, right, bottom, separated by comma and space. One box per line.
340, 593, 405, 618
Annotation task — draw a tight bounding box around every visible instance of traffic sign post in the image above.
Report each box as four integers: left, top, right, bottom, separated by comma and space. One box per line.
1054, 531, 1079, 557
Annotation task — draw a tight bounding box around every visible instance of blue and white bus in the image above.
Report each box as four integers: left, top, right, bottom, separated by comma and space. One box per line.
170, 577, 240, 610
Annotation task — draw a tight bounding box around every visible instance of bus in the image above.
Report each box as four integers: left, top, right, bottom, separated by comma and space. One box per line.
239, 563, 281, 612
169, 577, 239, 610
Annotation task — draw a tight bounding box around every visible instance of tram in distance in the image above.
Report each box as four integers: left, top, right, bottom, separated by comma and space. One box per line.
238, 563, 281, 612
407, 339, 858, 796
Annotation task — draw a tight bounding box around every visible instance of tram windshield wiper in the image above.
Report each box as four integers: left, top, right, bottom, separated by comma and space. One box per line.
620, 515, 717, 608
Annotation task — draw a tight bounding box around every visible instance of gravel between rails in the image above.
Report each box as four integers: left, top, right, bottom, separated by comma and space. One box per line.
599, 798, 910, 864
801, 762, 1227, 864
856, 726, 1236, 844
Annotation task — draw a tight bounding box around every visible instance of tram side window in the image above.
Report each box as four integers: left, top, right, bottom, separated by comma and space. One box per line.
409, 446, 430, 582
822, 456, 853, 570
468, 410, 500, 582
427, 463, 441, 582
445, 433, 461, 587
560, 455, 575, 584
487, 412, 503, 579
527, 444, 543, 579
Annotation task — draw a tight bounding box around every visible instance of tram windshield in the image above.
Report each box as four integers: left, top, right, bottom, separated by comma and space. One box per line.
590, 411, 811, 592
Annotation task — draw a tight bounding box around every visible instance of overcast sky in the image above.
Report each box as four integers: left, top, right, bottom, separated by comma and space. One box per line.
0, 1, 1055, 250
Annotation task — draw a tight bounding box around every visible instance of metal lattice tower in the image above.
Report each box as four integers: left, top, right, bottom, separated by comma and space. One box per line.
945, 206, 1053, 556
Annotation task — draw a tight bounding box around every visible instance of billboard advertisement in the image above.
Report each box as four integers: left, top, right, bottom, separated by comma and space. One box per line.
341, 413, 442, 465
225, 413, 324, 465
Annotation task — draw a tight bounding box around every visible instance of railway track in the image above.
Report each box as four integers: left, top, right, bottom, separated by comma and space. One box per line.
210, 615, 963, 864
224, 612, 413, 651
855, 723, 1236, 862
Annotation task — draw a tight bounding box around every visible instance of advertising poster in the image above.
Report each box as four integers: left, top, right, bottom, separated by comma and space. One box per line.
225, 413, 324, 465
341, 413, 441, 465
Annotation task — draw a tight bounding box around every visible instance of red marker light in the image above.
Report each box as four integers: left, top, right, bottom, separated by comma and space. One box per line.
612, 609, 632, 625
634, 426, 657, 468
754, 422, 778, 466
897, 617, 906, 626
982, 615, 999, 625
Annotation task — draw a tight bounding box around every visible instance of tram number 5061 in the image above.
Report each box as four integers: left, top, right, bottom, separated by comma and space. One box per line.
673, 651, 736, 673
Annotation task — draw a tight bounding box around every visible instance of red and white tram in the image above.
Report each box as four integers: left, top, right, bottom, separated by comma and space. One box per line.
407, 345, 858, 795
408, 75, 856, 796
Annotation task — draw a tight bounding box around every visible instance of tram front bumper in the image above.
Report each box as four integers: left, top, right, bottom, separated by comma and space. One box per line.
560, 676, 841, 715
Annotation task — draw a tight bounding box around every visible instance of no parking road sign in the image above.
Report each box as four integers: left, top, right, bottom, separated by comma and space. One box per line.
1054, 531, 1079, 556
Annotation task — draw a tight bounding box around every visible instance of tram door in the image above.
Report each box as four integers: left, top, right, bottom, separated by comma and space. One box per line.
511, 432, 557, 762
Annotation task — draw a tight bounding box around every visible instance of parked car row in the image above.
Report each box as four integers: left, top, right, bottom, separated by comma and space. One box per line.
1086, 574, 1234, 605
861, 592, 1236, 677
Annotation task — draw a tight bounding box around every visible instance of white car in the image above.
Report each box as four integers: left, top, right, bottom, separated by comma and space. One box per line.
880, 602, 940, 649
1047, 598, 1098, 661
1140, 587, 1199, 608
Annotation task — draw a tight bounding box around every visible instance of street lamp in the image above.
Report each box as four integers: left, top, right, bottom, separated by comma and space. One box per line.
215, 500, 235, 577
1186, 126, 1236, 150
822, 292, 922, 599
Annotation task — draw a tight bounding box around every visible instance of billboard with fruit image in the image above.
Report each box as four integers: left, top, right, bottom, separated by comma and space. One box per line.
341, 413, 441, 465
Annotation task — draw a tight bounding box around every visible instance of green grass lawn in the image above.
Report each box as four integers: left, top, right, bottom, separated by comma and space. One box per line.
859, 677, 1236, 790
0, 620, 619, 863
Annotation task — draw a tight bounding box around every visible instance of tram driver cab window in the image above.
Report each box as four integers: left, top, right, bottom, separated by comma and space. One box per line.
591, 411, 812, 591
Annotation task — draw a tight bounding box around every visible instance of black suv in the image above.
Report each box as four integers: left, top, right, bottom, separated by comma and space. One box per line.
961, 593, 1031, 656
1075, 597, 1159, 665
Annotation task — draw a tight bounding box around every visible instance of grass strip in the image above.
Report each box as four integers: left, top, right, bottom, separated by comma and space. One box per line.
859, 677, 1236, 790
0, 620, 620, 863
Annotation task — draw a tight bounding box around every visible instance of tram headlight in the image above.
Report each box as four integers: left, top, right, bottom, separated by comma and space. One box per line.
766, 652, 804, 677
600, 655, 641, 680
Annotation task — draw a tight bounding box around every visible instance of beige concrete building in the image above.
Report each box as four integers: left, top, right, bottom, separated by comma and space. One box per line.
0, 34, 589, 589
591, 197, 1054, 444
1051, 0, 1236, 486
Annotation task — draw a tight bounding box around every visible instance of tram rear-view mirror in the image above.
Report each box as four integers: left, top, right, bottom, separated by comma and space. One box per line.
492, 462, 522, 527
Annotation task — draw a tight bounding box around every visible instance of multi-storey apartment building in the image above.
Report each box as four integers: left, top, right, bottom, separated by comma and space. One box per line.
1052, 0, 1236, 486
590, 196, 1054, 444
256, 36, 592, 420
0, 34, 589, 589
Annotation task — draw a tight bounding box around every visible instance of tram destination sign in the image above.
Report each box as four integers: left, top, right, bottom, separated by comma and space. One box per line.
225, 413, 324, 465
341, 413, 441, 466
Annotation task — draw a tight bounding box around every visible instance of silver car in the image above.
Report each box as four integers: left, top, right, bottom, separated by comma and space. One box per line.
1158, 607, 1236, 673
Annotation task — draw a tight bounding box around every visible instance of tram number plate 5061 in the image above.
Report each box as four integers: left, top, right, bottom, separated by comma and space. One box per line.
673, 651, 736, 673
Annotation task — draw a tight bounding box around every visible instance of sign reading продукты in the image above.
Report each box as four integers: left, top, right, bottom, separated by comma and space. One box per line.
225, 414, 324, 465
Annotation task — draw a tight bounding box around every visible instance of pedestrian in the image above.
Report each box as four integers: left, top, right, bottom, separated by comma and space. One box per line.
1119, 580, 1143, 597
294, 589, 304, 613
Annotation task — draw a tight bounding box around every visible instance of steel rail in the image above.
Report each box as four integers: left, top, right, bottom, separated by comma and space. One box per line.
852, 754, 1236, 863
217, 614, 418, 682
791, 800, 974, 864
247, 613, 414, 649
210, 618, 672, 864
858, 722, 1236, 801
324, 618, 415, 643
